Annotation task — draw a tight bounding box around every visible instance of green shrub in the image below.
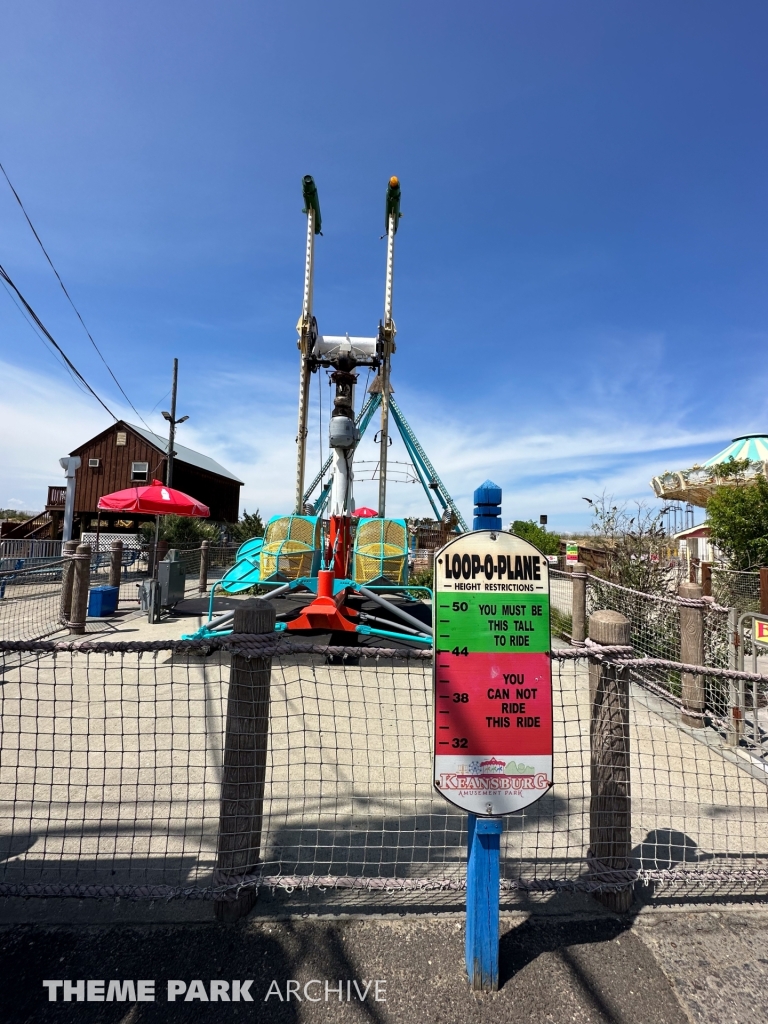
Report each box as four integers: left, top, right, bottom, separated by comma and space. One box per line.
409, 567, 434, 590
139, 515, 219, 545
510, 520, 560, 555
231, 509, 265, 543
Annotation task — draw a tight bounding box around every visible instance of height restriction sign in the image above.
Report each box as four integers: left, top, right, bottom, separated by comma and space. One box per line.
433, 531, 553, 816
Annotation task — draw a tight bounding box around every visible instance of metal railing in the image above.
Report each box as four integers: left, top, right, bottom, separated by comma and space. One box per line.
0, 539, 63, 560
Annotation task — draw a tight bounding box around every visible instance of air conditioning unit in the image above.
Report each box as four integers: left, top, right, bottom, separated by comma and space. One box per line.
89, 459, 101, 468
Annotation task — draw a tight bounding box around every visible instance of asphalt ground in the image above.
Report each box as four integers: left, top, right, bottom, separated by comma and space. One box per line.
0, 901, 696, 1024
5, 899, 768, 1023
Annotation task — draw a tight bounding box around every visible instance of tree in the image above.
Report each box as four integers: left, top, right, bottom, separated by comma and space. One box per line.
707, 476, 768, 569
231, 509, 265, 543
139, 515, 219, 546
0, 508, 35, 522
510, 520, 560, 555
583, 494, 676, 594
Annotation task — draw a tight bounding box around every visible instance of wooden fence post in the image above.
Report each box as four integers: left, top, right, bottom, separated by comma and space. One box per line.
68, 543, 91, 636
701, 562, 712, 598
678, 582, 705, 728
199, 540, 210, 596
760, 568, 768, 616
59, 540, 78, 626
571, 562, 587, 644
109, 540, 123, 604
588, 610, 632, 913
214, 598, 276, 922
726, 607, 742, 746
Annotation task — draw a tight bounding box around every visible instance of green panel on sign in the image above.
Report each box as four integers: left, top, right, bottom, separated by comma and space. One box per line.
435, 593, 550, 653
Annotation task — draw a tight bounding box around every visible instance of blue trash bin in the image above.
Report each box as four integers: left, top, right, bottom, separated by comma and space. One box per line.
88, 585, 119, 617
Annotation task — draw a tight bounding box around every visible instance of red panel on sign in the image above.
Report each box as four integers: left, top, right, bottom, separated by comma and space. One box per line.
434, 652, 552, 756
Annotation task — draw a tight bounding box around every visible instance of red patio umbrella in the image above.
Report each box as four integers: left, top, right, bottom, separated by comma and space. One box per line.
98, 480, 210, 517
351, 506, 379, 518
97, 480, 209, 576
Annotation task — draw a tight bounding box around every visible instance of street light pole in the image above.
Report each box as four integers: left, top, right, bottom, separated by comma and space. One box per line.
168, 358, 178, 487
162, 358, 189, 488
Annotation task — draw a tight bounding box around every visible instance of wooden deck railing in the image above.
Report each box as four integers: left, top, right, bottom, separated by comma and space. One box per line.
46, 486, 67, 508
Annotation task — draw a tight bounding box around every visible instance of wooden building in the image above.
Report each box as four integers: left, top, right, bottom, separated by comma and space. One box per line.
3, 421, 243, 540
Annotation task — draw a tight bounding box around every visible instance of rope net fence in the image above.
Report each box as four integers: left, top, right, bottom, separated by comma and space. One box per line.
0, 638, 765, 904
0, 543, 239, 644
0, 561, 68, 643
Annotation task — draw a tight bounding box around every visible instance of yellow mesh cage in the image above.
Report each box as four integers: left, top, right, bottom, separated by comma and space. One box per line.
260, 515, 320, 581
352, 518, 408, 585
288, 517, 317, 546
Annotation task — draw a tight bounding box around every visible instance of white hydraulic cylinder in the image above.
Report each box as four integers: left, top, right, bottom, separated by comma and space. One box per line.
330, 448, 354, 516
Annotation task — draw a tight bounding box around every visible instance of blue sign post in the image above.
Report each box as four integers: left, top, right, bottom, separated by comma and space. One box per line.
469, 480, 503, 992
433, 482, 553, 992
466, 815, 504, 991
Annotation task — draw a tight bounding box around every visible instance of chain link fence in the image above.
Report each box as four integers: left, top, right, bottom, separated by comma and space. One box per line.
581, 574, 738, 722
549, 569, 573, 640
711, 567, 761, 613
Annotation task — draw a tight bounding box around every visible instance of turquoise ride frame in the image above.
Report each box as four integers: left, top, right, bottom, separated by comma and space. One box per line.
183, 577, 432, 645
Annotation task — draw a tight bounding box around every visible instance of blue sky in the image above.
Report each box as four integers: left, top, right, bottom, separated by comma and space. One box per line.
1, 1, 766, 530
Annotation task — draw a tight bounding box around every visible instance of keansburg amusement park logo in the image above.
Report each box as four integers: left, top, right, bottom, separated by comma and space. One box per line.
439, 757, 549, 794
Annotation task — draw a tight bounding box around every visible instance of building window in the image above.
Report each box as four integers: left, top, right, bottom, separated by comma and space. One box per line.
116, 431, 127, 446
131, 462, 149, 482
115, 519, 135, 529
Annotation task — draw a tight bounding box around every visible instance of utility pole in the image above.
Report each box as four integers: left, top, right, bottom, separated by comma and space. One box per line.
162, 358, 189, 487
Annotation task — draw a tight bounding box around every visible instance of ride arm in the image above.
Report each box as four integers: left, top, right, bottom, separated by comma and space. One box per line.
389, 397, 468, 532
377, 177, 400, 518
294, 176, 322, 513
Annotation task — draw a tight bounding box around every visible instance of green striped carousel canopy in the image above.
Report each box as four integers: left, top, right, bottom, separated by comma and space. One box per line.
703, 435, 768, 466
651, 434, 768, 507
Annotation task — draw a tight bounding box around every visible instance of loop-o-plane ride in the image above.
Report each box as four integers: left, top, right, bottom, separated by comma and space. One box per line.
193, 177, 465, 647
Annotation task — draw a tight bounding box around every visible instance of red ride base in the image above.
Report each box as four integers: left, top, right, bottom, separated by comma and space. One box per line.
328, 514, 352, 579
286, 514, 357, 633
285, 568, 358, 633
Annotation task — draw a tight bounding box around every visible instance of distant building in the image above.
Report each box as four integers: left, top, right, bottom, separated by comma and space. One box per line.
1, 421, 243, 540
674, 523, 714, 565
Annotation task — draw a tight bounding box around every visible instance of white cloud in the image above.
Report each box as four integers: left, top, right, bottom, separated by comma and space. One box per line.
0, 356, 748, 529
0, 360, 109, 510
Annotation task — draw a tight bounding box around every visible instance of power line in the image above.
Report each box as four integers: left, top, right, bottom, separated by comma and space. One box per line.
149, 389, 172, 417
0, 262, 117, 421
0, 160, 152, 430
0, 277, 91, 394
